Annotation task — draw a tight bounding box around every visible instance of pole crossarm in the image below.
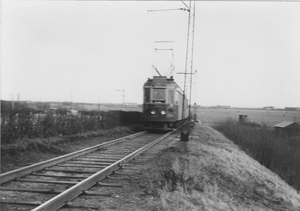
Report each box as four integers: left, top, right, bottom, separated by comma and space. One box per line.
154, 48, 173, 51
177, 72, 196, 75
154, 41, 174, 43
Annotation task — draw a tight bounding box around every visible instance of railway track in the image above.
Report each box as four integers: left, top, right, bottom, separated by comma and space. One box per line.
0, 130, 176, 211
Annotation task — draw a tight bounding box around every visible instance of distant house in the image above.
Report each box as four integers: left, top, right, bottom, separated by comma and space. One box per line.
274, 121, 300, 137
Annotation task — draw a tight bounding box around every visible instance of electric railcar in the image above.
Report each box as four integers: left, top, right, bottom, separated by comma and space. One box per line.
142, 76, 189, 130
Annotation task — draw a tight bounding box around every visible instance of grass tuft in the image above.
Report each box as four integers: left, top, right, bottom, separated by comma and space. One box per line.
159, 158, 195, 193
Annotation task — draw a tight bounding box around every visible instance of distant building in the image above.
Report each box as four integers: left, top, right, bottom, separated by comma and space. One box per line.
209, 105, 231, 109
216, 105, 231, 109
239, 115, 248, 124
284, 107, 299, 111
263, 106, 274, 110
274, 121, 300, 137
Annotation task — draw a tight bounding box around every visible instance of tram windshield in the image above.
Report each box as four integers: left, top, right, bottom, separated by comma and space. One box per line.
152, 88, 165, 102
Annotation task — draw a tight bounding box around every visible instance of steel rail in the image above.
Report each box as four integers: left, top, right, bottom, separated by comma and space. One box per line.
32, 130, 175, 211
0, 131, 146, 184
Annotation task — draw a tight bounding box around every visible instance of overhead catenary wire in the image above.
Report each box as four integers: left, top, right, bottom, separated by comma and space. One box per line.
147, 8, 189, 12
181, 1, 189, 9
153, 47, 175, 77
156, 49, 175, 73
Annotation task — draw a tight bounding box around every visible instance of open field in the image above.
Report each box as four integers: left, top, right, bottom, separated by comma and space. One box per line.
196, 108, 300, 128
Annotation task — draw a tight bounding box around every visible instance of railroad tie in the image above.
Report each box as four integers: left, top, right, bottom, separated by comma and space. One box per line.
105, 175, 130, 180
0, 200, 42, 206
15, 178, 78, 185
82, 191, 112, 197
97, 182, 123, 188
0, 187, 62, 194
30, 173, 87, 180
63, 202, 100, 210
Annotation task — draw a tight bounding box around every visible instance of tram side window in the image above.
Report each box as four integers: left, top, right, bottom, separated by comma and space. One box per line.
144, 88, 150, 103
168, 90, 174, 104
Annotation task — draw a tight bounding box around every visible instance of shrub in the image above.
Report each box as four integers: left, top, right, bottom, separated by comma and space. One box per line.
1, 111, 142, 144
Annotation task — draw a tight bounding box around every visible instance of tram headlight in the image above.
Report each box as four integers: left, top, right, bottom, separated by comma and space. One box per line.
151, 110, 156, 115
161, 110, 166, 115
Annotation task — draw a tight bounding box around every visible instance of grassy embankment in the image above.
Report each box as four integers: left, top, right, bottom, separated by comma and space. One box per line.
214, 119, 300, 191
140, 123, 300, 211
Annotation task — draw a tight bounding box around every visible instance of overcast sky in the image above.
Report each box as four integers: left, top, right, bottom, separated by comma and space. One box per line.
1, 1, 300, 108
